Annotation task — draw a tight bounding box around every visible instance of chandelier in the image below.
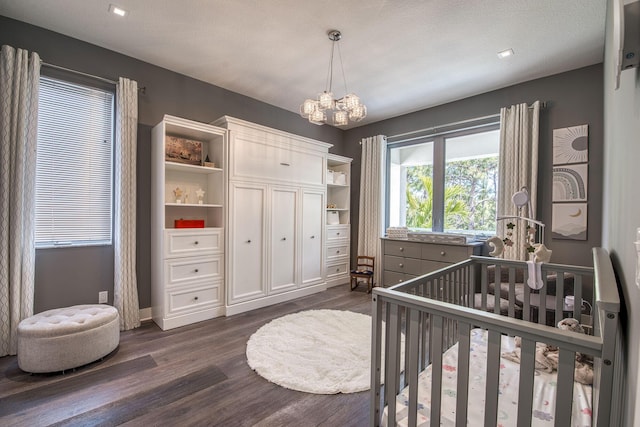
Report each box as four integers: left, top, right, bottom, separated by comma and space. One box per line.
299, 30, 367, 127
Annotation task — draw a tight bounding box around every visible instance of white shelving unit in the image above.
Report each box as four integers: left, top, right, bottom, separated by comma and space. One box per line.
325, 154, 352, 287
151, 115, 227, 330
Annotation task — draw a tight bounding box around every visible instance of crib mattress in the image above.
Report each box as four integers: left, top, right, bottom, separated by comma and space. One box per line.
382, 328, 592, 427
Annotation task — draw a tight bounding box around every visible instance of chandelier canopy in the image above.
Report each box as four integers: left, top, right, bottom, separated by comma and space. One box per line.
299, 30, 367, 127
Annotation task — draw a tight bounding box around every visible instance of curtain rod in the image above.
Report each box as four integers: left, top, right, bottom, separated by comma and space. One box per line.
41, 61, 146, 94
385, 101, 547, 141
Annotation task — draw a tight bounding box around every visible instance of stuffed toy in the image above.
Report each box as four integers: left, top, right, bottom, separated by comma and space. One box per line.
501, 318, 594, 384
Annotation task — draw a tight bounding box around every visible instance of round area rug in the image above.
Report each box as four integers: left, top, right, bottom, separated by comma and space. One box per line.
246, 309, 372, 394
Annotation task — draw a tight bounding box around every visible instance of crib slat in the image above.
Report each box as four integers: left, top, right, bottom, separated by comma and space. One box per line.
539, 279, 547, 325
455, 323, 471, 426
555, 273, 565, 325
370, 293, 384, 426
407, 309, 420, 427
555, 348, 576, 426
508, 267, 516, 318
420, 312, 429, 369
429, 315, 444, 427
573, 275, 583, 321
516, 338, 535, 427
386, 303, 400, 426
523, 269, 531, 322
494, 265, 501, 314
481, 264, 488, 311
484, 329, 501, 426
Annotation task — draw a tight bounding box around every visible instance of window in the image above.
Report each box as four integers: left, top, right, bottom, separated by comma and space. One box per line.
35, 76, 114, 248
386, 123, 499, 236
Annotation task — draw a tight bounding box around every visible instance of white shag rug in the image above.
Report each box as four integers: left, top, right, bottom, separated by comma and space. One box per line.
246, 309, 373, 394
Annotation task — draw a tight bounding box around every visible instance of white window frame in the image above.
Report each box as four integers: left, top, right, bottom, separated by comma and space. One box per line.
35, 75, 115, 248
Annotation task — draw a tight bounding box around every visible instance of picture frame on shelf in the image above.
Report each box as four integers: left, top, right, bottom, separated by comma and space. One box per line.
165, 136, 202, 166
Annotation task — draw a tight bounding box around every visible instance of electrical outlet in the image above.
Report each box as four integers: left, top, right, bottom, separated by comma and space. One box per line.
98, 291, 108, 304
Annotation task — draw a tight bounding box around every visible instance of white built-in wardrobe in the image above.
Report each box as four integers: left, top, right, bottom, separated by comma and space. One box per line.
212, 116, 331, 315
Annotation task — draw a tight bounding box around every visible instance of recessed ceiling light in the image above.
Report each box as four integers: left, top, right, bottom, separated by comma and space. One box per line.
109, 4, 127, 17
497, 48, 514, 59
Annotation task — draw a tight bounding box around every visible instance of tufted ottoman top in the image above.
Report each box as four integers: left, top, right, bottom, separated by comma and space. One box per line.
18, 304, 119, 338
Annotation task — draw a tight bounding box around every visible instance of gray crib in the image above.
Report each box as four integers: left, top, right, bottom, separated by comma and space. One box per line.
370, 248, 622, 426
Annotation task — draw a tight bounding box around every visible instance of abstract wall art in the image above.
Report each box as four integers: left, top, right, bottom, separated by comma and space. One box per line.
552, 203, 587, 240
552, 163, 588, 202
552, 124, 588, 165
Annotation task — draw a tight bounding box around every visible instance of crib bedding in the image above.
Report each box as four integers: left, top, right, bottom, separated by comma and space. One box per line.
382, 328, 592, 427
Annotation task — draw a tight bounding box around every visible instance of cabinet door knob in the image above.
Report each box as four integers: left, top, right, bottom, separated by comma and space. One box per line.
246, 239, 252, 243
310, 235, 315, 239
194, 269, 199, 273
194, 241, 199, 245
440, 251, 446, 256
280, 162, 290, 166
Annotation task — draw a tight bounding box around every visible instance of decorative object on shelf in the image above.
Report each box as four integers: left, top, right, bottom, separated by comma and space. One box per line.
165, 136, 203, 166
204, 154, 215, 168
299, 30, 367, 127
174, 219, 205, 228
327, 203, 337, 209
327, 210, 340, 225
326, 169, 334, 184
195, 188, 205, 205
173, 187, 183, 203
333, 171, 347, 185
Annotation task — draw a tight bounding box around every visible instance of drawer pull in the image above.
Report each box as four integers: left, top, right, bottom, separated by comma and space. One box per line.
280, 162, 290, 166
194, 269, 199, 273
246, 240, 252, 243
336, 250, 340, 254
337, 232, 340, 235
399, 263, 404, 268
194, 296, 199, 301
282, 237, 287, 241
194, 241, 199, 245
310, 235, 315, 239
440, 251, 446, 256
399, 247, 404, 252
336, 268, 340, 272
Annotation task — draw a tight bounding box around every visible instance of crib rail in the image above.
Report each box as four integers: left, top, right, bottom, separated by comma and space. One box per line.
370, 249, 620, 427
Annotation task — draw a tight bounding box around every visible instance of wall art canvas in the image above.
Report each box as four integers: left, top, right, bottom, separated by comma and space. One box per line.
552, 164, 588, 202
552, 124, 588, 165
552, 203, 587, 240
165, 136, 202, 166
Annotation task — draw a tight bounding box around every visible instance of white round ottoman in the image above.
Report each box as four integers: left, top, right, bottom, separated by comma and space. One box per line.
17, 304, 120, 373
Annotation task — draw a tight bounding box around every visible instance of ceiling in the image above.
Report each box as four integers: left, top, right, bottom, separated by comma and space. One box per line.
0, 0, 607, 128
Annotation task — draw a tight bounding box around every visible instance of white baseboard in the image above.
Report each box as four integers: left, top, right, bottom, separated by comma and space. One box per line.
139, 307, 152, 322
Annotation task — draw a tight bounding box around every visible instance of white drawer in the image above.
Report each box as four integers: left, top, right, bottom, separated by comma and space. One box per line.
164, 255, 223, 287
326, 261, 349, 279
164, 228, 223, 258
167, 282, 222, 315
326, 224, 349, 241
231, 135, 324, 185
326, 243, 349, 261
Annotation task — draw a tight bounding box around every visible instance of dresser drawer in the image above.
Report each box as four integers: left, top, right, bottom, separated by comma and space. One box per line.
384, 255, 423, 275
164, 255, 223, 287
384, 240, 422, 258
326, 243, 349, 261
326, 260, 349, 279
164, 228, 223, 258
326, 224, 349, 241
167, 282, 222, 315
383, 271, 418, 287
421, 260, 451, 273
421, 244, 470, 263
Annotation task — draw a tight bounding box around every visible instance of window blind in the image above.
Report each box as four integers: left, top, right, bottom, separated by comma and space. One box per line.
36, 76, 114, 247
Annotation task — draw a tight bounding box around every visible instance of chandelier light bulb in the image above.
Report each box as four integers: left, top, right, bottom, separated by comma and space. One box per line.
318, 91, 334, 110
309, 108, 326, 125
300, 99, 317, 118
333, 110, 349, 126
349, 104, 367, 122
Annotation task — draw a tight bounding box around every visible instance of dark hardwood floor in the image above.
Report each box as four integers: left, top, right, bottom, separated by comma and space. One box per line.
0, 284, 374, 427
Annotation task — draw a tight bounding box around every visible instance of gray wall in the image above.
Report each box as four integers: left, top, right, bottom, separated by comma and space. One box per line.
603, 0, 640, 424
345, 64, 604, 268
0, 16, 346, 313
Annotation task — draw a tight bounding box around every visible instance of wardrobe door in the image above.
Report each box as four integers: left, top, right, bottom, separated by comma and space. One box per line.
301, 190, 324, 286
228, 183, 266, 304
269, 187, 298, 294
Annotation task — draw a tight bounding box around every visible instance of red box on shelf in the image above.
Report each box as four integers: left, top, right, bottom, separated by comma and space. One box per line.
175, 219, 205, 228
